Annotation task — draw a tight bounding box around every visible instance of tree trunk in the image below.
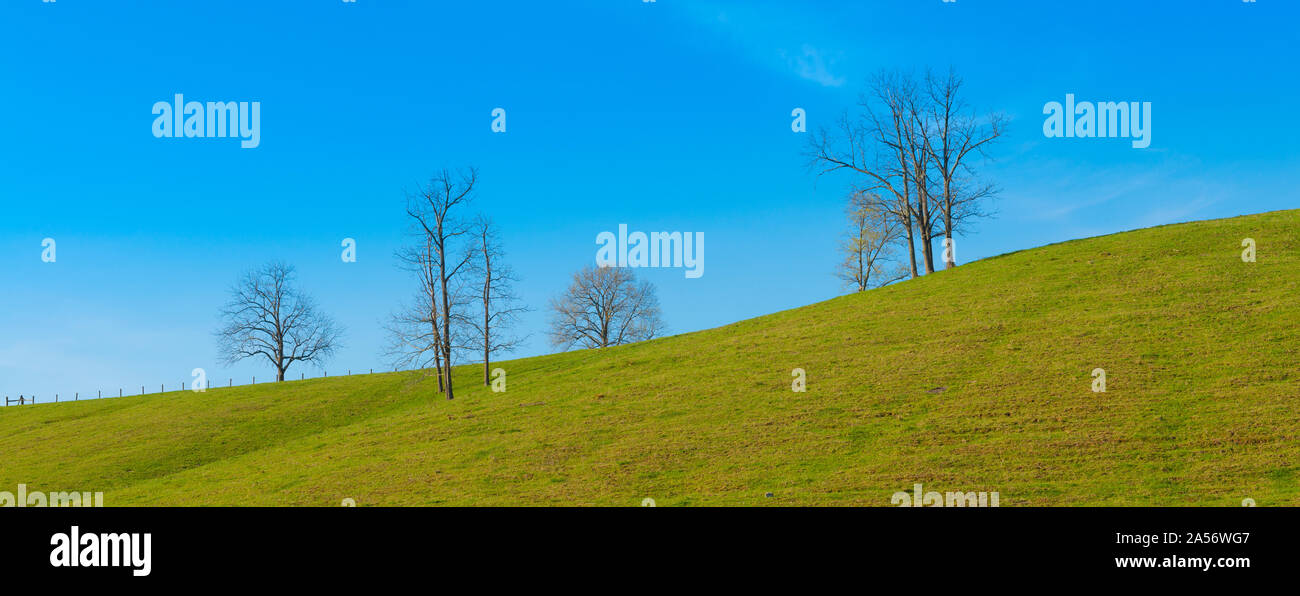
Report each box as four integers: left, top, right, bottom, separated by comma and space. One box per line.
917, 185, 935, 274
426, 239, 444, 393
943, 180, 956, 269
857, 250, 866, 292
943, 209, 956, 269
432, 319, 444, 392
439, 270, 454, 401
483, 263, 492, 386
483, 309, 491, 386
902, 212, 918, 278
921, 227, 935, 273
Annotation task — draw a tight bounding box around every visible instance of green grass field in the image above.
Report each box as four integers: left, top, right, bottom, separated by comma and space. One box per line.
2, 210, 1297, 506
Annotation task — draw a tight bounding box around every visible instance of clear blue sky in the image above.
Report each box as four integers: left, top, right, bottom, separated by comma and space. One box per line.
1, 0, 1296, 400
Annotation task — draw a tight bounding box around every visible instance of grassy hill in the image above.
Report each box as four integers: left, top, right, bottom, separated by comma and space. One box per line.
3, 210, 1298, 506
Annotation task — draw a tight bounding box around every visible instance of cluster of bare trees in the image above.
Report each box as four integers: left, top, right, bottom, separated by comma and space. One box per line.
811, 67, 1004, 290
385, 168, 526, 401
214, 167, 666, 402
384, 168, 669, 398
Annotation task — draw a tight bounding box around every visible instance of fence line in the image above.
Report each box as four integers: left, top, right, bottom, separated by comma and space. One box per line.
2, 368, 389, 408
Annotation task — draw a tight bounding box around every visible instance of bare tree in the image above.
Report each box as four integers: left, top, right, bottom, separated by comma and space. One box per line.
901, 84, 938, 274
385, 236, 446, 392
469, 217, 528, 385
548, 265, 664, 350
403, 168, 478, 400
837, 191, 907, 292
217, 262, 342, 382
926, 67, 1004, 268
810, 70, 925, 279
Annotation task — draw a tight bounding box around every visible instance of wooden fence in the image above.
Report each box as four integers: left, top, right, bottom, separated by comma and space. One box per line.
2, 368, 385, 407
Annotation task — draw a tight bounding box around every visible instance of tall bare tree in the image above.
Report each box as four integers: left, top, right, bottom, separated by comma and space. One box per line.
469, 217, 528, 385
548, 265, 664, 350
838, 191, 907, 292
810, 70, 924, 279
926, 67, 1004, 268
217, 262, 342, 382
404, 167, 478, 400
901, 84, 938, 274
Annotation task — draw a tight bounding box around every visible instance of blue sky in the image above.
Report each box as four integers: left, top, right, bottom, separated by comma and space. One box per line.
1, 0, 1296, 401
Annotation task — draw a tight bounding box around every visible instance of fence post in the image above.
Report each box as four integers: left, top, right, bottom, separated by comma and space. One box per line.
252, 376, 255, 385
301, 373, 304, 380
56, 394, 59, 402
76, 392, 79, 401
119, 389, 122, 397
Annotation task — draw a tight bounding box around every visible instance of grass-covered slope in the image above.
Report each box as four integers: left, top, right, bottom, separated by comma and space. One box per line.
2, 210, 1298, 506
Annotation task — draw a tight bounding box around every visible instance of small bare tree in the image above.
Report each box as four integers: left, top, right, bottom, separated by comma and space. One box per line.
469, 217, 528, 385
548, 265, 664, 350
838, 191, 907, 292
217, 262, 342, 382
385, 236, 446, 392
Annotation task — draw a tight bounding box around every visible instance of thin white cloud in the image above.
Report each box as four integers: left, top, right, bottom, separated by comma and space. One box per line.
1136, 195, 1220, 228
782, 44, 846, 88
673, 2, 850, 88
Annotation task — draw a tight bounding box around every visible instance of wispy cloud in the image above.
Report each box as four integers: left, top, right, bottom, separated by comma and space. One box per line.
1135, 194, 1221, 228
675, 2, 850, 88
1028, 168, 1164, 220
781, 44, 846, 88
997, 157, 1229, 233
